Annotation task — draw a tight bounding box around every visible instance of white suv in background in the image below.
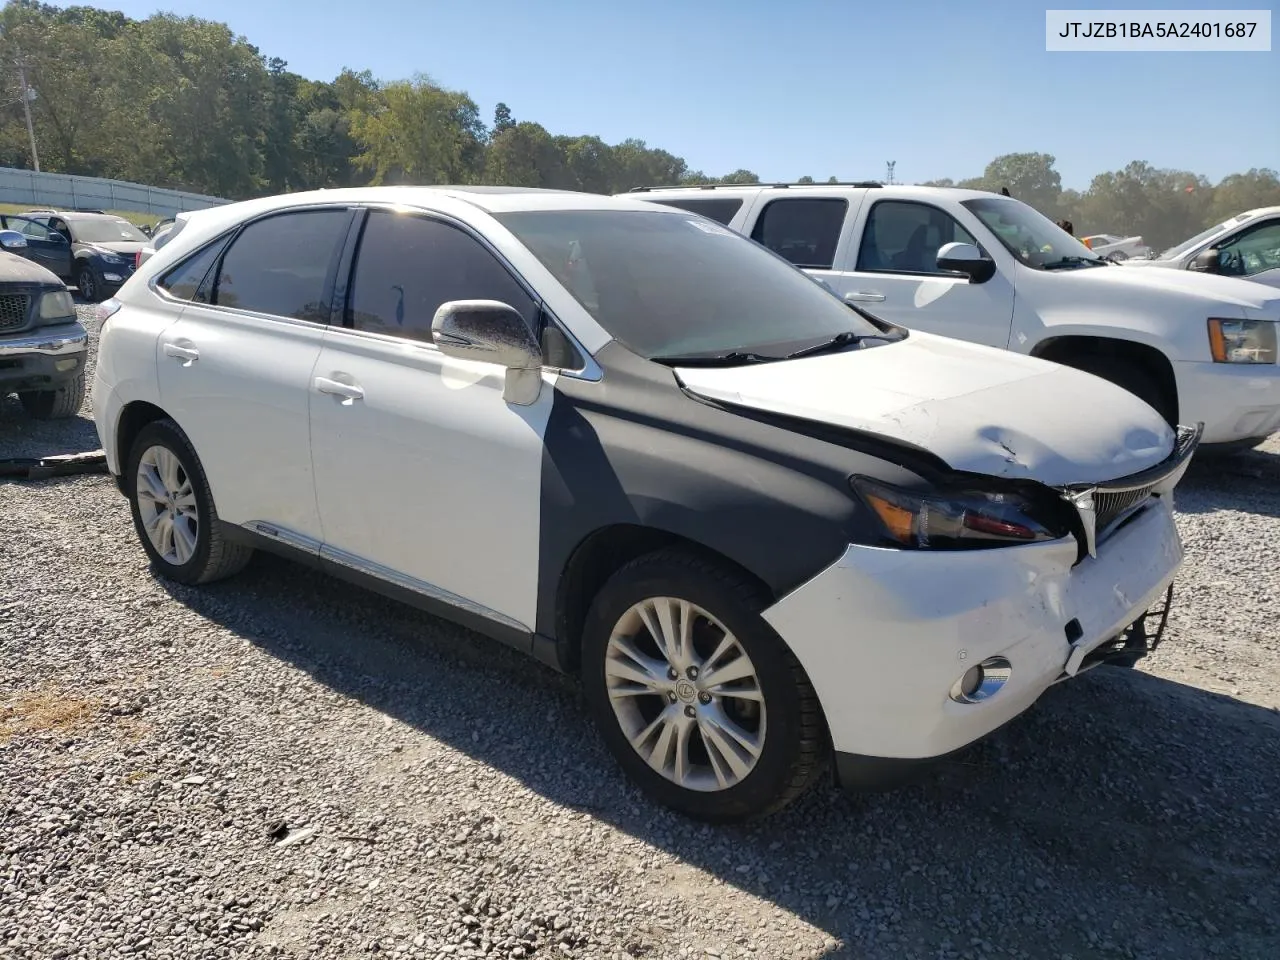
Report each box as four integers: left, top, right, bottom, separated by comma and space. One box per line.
1121, 205, 1280, 290
624, 183, 1280, 449
94, 186, 1197, 821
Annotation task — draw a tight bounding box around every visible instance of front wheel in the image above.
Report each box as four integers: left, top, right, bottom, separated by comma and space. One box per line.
76, 264, 102, 302
18, 371, 85, 419
582, 549, 829, 822
126, 418, 253, 585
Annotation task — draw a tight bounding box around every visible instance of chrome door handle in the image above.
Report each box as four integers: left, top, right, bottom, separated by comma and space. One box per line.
163, 343, 199, 362
844, 291, 886, 303
314, 376, 364, 401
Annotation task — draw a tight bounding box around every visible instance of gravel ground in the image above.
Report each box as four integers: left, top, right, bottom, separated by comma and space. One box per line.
3, 305, 1279, 960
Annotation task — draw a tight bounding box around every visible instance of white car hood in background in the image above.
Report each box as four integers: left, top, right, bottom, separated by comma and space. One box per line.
1074, 261, 1280, 314
675, 333, 1175, 486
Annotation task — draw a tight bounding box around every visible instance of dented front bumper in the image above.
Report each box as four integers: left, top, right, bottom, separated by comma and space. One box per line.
762, 492, 1184, 766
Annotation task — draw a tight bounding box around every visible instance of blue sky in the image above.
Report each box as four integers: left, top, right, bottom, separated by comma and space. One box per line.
64, 0, 1278, 188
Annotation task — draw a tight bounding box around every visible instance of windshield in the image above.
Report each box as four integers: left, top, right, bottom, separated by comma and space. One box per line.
1158, 220, 1230, 260
494, 209, 882, 359
961, 196, 1105, 269
68, 218, 148, 244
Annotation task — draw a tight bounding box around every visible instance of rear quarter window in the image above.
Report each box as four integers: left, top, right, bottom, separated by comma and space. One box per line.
646, 197, 744, 226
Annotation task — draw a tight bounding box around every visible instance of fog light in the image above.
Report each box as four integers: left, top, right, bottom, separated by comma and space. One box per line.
54, 357, 78, 372
949, 657, 1012, 704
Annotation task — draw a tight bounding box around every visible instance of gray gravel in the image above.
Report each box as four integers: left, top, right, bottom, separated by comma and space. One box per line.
3, 305, 1279, 960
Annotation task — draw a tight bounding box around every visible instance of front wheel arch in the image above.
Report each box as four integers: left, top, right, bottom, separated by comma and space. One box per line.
1031, 335, 1179, 426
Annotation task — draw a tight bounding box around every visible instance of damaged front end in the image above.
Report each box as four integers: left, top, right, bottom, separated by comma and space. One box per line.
1057, 422, 1203, 561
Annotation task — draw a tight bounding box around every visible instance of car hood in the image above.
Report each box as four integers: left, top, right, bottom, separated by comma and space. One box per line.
674, 332, 1175, 487
1069, 260, 1280, 312
0, 249, 63, 285
82, 241, 144, 255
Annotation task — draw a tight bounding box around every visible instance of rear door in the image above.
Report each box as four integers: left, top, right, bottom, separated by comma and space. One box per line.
833, 197, 1016, 349
155, 206, 354, 545
740, 192, 866, 294
3, 215, 72, 278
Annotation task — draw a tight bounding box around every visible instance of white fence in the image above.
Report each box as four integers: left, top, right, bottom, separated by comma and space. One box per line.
0, 167, 228, 217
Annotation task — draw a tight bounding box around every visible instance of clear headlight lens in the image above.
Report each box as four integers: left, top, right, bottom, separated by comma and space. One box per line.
37, 289, 77, 323
1208, 318, 1277, 364
851, 476, 1070, 550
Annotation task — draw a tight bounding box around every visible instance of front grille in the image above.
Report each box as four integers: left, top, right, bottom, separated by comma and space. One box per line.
0, 294, 31, 332
1094, 484, 1157, 530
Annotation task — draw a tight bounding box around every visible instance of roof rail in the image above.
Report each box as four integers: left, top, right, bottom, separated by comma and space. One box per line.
628, 181, 883, 193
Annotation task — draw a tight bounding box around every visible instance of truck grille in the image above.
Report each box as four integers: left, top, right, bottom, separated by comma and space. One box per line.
0, 294, 31, 332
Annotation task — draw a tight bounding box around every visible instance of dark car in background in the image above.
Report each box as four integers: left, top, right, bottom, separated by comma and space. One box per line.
6, 210, 148, 302
0, 241, 87, 419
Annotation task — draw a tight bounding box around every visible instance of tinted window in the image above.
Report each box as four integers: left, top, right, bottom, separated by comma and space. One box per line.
750, 198, 847, 269
495, 210, 882, 360
648, 197, 744, 226
348, 211, 536, 343
858, 201, 979, 273
212, 209, 350, 322
13, 218, 56, 242
158, 240, 227, 302
1217, 220, 1280, 277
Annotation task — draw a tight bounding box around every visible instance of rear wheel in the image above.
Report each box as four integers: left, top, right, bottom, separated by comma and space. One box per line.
18, 371, 86, 419
126, 418, 253, 585
582, 549, 828, 822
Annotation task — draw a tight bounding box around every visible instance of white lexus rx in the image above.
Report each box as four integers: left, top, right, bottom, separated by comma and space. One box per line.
93, 186, 1199, 822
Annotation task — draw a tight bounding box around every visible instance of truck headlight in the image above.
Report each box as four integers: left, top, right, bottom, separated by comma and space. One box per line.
851, 477, 1072, 550
1208, 318, 1277, 364
37, 289, 77, 325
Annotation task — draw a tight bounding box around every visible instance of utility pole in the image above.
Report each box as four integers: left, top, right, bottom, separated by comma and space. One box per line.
16, 58, 38, 173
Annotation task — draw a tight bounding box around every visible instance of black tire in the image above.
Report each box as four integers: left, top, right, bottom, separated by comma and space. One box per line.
18, 371, 86, 419
582, 548, 829, 823
1064, 355, 1176, 427
76, 263, 102, 302
125, 418, 253, 585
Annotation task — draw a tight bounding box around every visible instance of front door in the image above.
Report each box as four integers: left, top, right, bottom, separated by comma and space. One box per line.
308, 208, 553, 631
4, 215, 73, 279
834, 198, 1016, 349
155, 206, 354, 544
1212, 218, 1280, 289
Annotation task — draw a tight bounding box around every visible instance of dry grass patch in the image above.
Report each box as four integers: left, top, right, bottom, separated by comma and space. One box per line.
0, 688, 103, 743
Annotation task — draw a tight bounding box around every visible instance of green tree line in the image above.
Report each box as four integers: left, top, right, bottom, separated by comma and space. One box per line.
1, 3, 1276, 250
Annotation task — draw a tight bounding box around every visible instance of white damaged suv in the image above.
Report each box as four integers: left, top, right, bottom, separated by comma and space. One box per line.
624, 183, 1280, 449
94, 187, 1198, 821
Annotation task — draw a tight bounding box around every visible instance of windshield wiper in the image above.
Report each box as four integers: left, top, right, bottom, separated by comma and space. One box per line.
650, 350, 780, 367
784, 330, 898, 360
1041, 256, 1109, 270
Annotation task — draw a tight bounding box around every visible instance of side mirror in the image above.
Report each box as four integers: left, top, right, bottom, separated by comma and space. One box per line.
936, 241, 995, 283
140, 224, 153, 238
432, 299, 544, 406
1189, 248, 1220, 273
0, 229, 28, 251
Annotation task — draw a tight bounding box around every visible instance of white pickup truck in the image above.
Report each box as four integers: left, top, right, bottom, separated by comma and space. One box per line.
623, 183, 1280, 448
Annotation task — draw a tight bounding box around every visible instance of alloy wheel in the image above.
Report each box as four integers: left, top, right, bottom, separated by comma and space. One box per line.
135, 445, 199, 565
605, 597, 766, 792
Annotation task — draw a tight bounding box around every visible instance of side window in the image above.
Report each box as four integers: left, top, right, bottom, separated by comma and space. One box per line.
211, 209, 350, 322
347, 211, 537, 345
649, 197, 744, 226
14, 218, 55, 241
1217, 221, 1280, 277
750, 198, 847, 270
157, 239, 228, 302
857, 201, 978, 274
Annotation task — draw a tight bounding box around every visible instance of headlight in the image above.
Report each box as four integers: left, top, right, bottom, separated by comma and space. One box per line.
851, 476, 1071, 550
37, 289, 77, 324
1208, 318, 1277, 364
